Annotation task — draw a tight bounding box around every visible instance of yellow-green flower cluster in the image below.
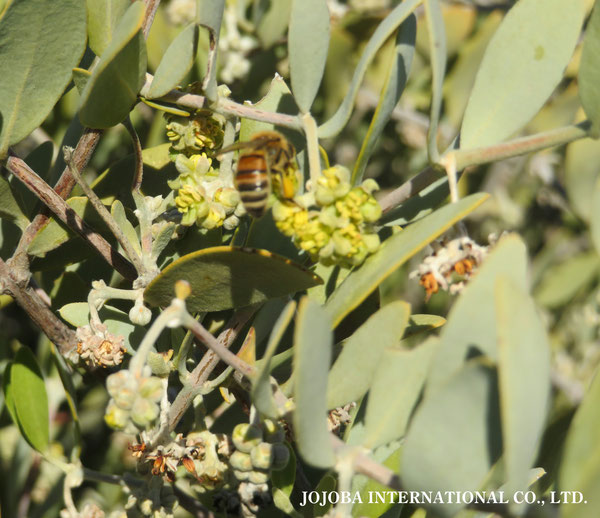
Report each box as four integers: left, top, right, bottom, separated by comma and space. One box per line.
273, 165, 382, 268
104, 369, 164, 433
169, 153, 245, 230
165, 111, 224, 158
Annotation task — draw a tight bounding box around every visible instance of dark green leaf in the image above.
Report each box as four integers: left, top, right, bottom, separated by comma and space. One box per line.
272, 443, 301, 517
579, 0, 600, 136
252, 300, 296, 418
0, 0, 86, 155
559, 372, 600, 518
402, 362, 501, 518
288, 0, 330, 112
0, 175, 29, 230
495, 276, 551, 512
78, 1, 147, 128
86, 0, 130, 57
318, 0, 421, 138
364, 338, 439, 449
460, 0, 585, 149
144, 247, 322, 312
404, 313, 445, 337
147, 24, 199, 99
293, 297, 335, 468
325, 193, 489, 327
11, 347, 50, 453
327, 301, 410, 409
352, 15, 416, 184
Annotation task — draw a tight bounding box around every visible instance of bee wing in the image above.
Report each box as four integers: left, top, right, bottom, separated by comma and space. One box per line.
217, 135, 281, 157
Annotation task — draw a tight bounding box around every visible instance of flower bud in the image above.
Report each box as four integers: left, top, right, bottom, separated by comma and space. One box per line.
248, 469, 269, 484
130, 398, 159, 429
271, 443, 290, 470
230, 450, 253, 472
262, 419, 285, 443
250, 442, 273, 470
232, 423, 263, 453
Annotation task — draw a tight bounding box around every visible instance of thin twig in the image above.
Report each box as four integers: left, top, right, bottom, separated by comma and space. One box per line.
63, 147, 145, 274
379, 165, 443, 213
142, 0, 161, 39
6, 156, 137, 280
11, 128, 103, 271
168, 307, 257, 432
0, 258, 78, 355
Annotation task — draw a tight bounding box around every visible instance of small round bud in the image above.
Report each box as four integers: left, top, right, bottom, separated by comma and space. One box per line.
250, 442, 273, 470
229, 450, 253, 472
175, 280, 192, 300
248, 469, 270, 484
138, 376, 164, 402
129, 301, 152, 326
104, 400, 130, 430
233, 469, 250, 481
232, 423, 263, 453
271, 443, 290, 470
130, 398, 159, 429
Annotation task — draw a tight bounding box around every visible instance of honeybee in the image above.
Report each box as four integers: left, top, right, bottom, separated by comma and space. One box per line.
218, 131, 298, 218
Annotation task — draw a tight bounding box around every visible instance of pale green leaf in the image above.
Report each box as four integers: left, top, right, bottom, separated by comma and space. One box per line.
11, 347, 50, 453
424, 0, 446, 162
534, 252, 599, 309
86, 0, 130, 56
111, 199, 141, 257
592, 178, 600, 256
495, 277, 551, 512
404, 313, 446, 337
559, 373, 600, 518
256, 0, 292, 48
427, 234, 528, 393
565, 138, 600, 221
147, 24, 199, 99
364, 338, 439, 449
460, 0, 585, 149
59, 302, 141, 354
0, 0, 86, 156
353, 15, 416, 184
293, 297, 335, 468
327, 301, 410, 409
72, 67, 92, 95
196, 0, 225, 101
289, 0, 330, 112
79, 1, 147, 128
579, 0, 600, 136
402, 362, 502, 518
325, 193, 489, 327
318, 0, 421, 138
144, 247, 322, 312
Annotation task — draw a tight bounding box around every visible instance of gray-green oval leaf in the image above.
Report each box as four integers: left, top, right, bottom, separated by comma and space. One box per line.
293, 297, 335, 468
86, 0, 130, 57
327, 301, 410, 409
288, 0, 330, 113
11, 347, 49, 453
579, 0, 600, 136
144, 247, 322, 312
0, 0, 86, 156
559, 372, 600, 518
325, 193, 489, 327
79, 1, 147, 128
147, 24, 199, 99
460, 0, 585, 149
495, 276, 551, 513
402, 362, 501, 518
364, 338, 439, 449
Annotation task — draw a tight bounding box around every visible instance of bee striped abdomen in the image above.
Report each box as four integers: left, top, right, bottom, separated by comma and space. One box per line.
235, 153, 270, 218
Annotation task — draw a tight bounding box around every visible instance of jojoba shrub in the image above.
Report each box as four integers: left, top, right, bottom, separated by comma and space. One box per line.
1, 0, 599, 517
